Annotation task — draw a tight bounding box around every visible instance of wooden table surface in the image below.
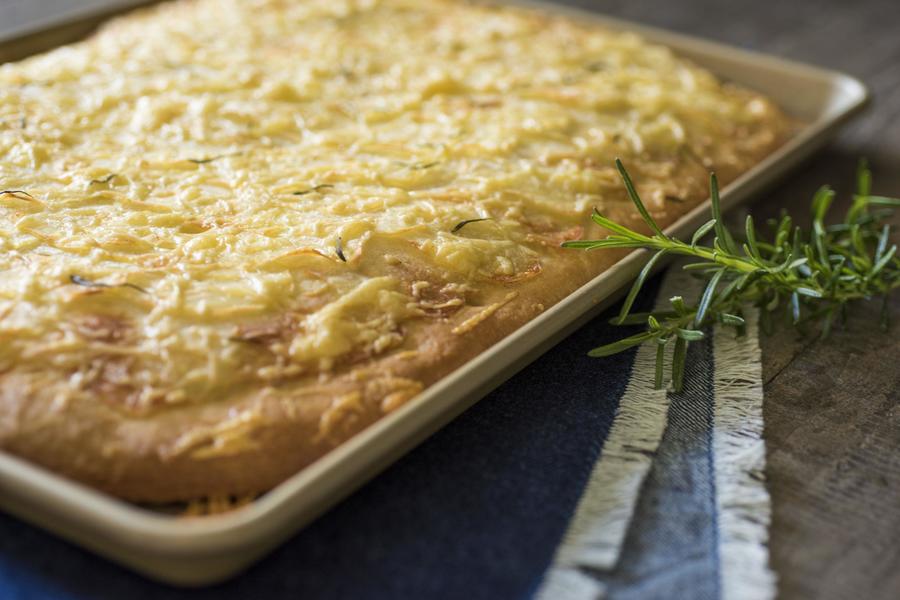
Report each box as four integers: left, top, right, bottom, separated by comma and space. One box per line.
556, 0, 900, 598
2, 1, 899, 598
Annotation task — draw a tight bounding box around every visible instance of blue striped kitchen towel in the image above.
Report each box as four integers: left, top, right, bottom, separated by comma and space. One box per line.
0, 266, 774, 600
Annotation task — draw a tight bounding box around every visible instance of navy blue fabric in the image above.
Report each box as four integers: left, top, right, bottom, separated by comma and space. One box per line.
602, 330, 720, 600
0, 281, 662, 600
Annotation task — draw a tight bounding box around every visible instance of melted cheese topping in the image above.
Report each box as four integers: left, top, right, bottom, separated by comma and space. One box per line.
0, 0, 787, 412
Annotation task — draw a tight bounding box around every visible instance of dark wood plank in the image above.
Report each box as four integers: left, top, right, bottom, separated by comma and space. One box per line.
761, 294, 900, 599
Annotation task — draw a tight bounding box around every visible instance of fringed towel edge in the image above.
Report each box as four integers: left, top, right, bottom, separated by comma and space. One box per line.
712, 309, 777, 600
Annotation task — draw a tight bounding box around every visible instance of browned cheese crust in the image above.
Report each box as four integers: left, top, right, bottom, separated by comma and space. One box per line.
0, 0, 793, 501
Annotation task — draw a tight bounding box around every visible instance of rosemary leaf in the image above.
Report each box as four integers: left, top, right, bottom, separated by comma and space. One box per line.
89, 174, 117, 186
615, 249, 668, 324
451, 218, 492, 234
615, 158, 666, 238
335, 237, 347, 262
0, 189, 34, 199
292, 184, 334, 196
70, 274, 148, 294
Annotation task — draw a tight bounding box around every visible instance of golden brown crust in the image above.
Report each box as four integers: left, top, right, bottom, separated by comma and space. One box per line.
0, 0, 793, 502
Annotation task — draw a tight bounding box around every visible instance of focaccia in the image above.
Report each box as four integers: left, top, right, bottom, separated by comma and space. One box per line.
0, 0, 791, 502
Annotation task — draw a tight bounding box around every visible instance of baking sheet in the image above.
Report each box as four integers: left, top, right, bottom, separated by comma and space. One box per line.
0, 0, 869, 586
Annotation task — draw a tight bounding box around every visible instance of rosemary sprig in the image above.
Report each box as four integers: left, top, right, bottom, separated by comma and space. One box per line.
563, 159, 900, 391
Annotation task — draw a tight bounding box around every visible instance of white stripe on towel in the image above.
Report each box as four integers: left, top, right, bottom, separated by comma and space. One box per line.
535, 268, 696, 600
712, 309, 776, 600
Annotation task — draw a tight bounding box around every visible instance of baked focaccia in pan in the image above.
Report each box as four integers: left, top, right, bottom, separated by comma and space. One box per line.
0, 0, 791, 501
